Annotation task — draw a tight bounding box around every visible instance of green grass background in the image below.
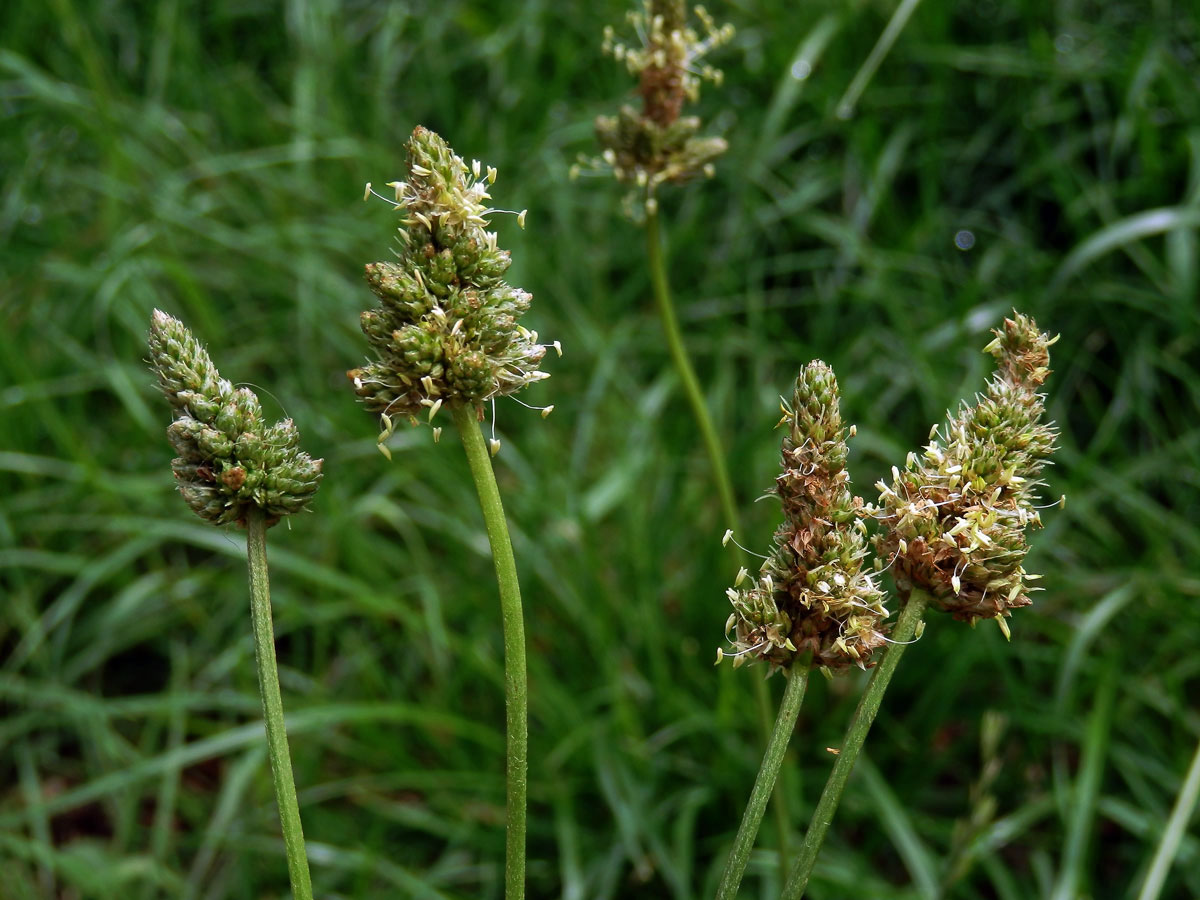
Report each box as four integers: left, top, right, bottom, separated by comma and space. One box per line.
2, 0, 1198, 897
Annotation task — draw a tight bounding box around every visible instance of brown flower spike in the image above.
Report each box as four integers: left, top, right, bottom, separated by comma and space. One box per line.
583, 0, 735, 211
722, 362, 889, 674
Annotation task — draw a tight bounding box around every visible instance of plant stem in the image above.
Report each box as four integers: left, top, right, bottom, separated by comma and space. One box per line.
645, 198, 793, 865
245, 506, 313, 900
780, 587, 931, 900
716, 657, 812, 900
644, 201, 739, 541
453, 404, 528, 900
755, 670, 793, 864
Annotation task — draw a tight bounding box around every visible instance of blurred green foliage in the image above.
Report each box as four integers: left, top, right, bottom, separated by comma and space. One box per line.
1, 0, 1198, 898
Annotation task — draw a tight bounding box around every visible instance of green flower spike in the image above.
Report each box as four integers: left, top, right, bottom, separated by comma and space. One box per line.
868, 313, 1060, 633
148, 309, 323, 527
350, 126, 553, 449
148, 309, 319, 899
353, 126, 549, 900
722, 361, 889, 674
583, 0, 735, 210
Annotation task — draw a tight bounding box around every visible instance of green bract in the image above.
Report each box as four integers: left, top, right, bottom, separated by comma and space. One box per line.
349, 126, 550, 424
148, 309, 323, 527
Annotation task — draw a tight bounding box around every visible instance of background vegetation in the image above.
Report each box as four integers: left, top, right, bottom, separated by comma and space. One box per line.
2, 0, 1197, 897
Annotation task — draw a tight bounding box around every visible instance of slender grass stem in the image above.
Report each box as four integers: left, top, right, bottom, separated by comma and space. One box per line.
644, 199, 793, 864
245, 507, 313, 900
1137, 731, 1200, 900
716, 655, 812, 900
453, 404, 528, 900
781, 587, 931, 900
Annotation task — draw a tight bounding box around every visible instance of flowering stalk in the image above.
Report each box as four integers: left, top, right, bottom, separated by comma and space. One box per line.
780, 314, 1060, 899
148, 310, 321, 899
593, 0, 739, 535
351, 127, 554, 900
587, 1, 800, 868
716, 363, 887, 898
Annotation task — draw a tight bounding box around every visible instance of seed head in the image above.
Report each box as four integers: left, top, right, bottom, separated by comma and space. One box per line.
350, 127, 551, 430
585, 0, 734, 208
868, 313, 1060, 627
723, 362, 889, 673
148, 310, 322, 527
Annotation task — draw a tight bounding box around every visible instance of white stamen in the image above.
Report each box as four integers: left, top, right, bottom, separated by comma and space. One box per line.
722, 530, 770, 560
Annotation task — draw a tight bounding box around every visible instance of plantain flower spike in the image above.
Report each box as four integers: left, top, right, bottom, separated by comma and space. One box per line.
868, 313, 1060, 630
586, 0, 735, 205
722, 362, 889, 674
349, 126, 550, 434
148, 310, 323, 527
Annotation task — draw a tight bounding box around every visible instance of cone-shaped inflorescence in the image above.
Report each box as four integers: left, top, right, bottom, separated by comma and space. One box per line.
589, 0, 734, 197
349, 126, 549, 426
723, 362, 889, 674
148, 310, 323, 527
868, 313, 1059, 628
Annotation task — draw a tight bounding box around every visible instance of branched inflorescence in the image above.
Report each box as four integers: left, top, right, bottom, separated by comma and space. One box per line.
349, 127, 553, 441
867, 314, 1060, 632
723, 362, 889, 674
148, 310, 322, 527
580, 0, 734, 209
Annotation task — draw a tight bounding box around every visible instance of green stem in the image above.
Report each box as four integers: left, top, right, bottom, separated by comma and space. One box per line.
716, 658, 812, 900
645, 199, 793, 866
644, 201, 739, 538
245, 507, 313, 900
781, 587, 931, 900
453, 404, 528, 900
755, 670, 792, 864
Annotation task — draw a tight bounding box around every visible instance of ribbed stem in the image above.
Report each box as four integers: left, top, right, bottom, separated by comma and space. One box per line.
755, 669, 792, 863
245, 507, 313, 900
453, 404, 528, 900
716, 657, 812, 900
781, 587, 931, 900
645, 199, 793, 865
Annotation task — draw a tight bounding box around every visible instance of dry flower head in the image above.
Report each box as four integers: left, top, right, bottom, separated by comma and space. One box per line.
722, 362, 889, 674
577, 0, 735, 213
